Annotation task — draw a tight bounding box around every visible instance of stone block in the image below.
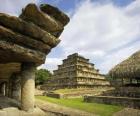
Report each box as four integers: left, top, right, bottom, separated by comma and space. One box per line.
0, 110, 7, 116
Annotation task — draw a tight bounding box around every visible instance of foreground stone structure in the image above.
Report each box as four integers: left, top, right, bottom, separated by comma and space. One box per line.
42, 53, 110, 90
0, 3, 69, 115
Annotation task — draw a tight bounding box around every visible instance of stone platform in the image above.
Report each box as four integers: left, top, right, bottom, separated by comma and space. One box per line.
0, 96, 46, 116
43, 87, 114, 99
84, 95, 140, 109
102, 87, 140, 98
0, 107, 46, 116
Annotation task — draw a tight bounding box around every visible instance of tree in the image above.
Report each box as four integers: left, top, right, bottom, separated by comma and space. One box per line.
35, 69, 52, 85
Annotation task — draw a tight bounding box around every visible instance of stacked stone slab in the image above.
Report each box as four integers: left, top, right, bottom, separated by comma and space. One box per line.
0, 3, 69, 114
42, 53, 110, 90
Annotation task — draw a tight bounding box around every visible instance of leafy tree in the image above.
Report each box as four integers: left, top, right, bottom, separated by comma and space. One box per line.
35, 69, 52, 85
106, 74, 114, 81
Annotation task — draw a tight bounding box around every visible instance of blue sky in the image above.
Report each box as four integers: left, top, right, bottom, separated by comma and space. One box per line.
0, 0, 139, 74
39, 0, 140, 74
39, 0, 135, 11
39, 0, 80, 12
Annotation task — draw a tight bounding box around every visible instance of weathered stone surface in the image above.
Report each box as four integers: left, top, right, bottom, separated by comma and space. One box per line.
11, 73, 21, 101
84, 95, 140, 108
0, 63, 20, 80
3, 107, 21, 116
0, 40, 46, 64
0, 63, 21, 74
0, 83, 5, 96
0, 3, 70, 114
40, 4, 70, 37
0, 111, 7, 116
21, 63, 35, 112
1, 107, 46, 116
102, 87, 140, 98
0, 3, 69, 64
0, 96, 20, 108
0, 25, 51, 53
0, 13, 60, 47
20, 4, 63, 33
40, 4, 70, 26
0, 26, 51, 54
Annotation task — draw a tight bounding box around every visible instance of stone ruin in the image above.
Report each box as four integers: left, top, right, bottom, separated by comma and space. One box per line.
42, 53, 110, 90
0, 3, 69, 115
84, 51, 140, 109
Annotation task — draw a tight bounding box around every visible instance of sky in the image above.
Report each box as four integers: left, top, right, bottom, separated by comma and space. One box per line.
0, 0, 139, 74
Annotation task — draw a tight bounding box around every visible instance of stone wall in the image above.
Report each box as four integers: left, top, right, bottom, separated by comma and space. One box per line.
84, 95, 140, 109
44, 86, 113, 98
46, 93, 63, 99
102, 87, 140, 98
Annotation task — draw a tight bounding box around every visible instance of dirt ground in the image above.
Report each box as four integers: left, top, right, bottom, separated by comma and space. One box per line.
113, 108, 140, 116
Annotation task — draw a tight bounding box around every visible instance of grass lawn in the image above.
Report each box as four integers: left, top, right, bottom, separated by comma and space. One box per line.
36, 96, 123, 116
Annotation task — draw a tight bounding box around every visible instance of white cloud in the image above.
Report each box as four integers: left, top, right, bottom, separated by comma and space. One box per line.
0, 0, 39, 16
98, 40, 140, 73
55, 0, 140, 74
38, 58, 62, 72
1, 0, 139, 74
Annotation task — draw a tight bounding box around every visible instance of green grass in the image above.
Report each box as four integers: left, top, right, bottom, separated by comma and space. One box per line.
36, 96, 123, 116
